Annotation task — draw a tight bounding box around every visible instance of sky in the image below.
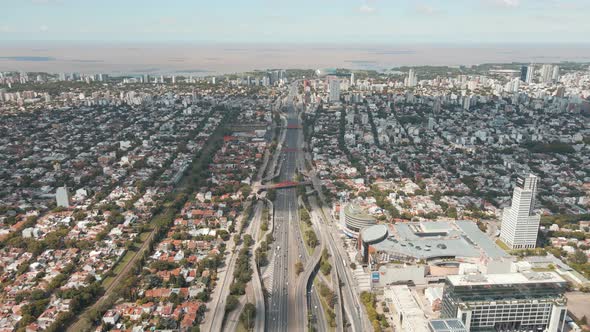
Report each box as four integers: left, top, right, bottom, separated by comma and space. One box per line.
1, 0, 590, 44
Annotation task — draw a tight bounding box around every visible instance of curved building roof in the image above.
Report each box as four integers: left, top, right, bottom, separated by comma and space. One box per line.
361, 224, 389, 244
343, 203, 376, 233
344, 203, 374, 221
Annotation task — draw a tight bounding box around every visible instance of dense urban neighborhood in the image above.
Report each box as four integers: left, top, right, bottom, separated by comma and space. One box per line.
1, 63, 590, 332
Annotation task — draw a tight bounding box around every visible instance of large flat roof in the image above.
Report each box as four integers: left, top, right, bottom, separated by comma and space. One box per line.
385, 285, 430, 332
447, 271, 566, 287
455, 220, 509, 259
372, 232, 480, 260
367, 221, 508, 261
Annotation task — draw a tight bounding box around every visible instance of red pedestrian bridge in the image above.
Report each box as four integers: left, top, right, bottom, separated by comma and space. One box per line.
258, 180, 310, 190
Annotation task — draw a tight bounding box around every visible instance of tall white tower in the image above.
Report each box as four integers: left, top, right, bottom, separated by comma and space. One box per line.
500, 174, 541, 249
56, 186, 71, 208
525, 65, 535, 84
552, 66, 560, 82
405, 69, 418, 87
540, 64, 554, 84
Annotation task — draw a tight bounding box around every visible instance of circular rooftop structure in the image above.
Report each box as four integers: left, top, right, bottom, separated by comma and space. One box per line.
344, 203, 376, 233
360, 224, 389, 244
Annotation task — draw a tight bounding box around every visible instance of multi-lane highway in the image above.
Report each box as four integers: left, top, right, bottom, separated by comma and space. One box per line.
208, 81, 369, 332
308, 190, 372, 332
267, 85, 301, 332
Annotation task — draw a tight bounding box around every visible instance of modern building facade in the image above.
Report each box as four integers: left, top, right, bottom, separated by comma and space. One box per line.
341, 202, 376, 237
329, 78, 340, 102
526, 65, 535, 84
429, 319, 468, 332
520, 66, 528, 82
441, 272, 568, 332
56, 186, 71, 208
406, 69, 418, 87
500, 174, 541, 249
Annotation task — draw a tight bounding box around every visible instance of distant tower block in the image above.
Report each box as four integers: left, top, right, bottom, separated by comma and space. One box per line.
56, 186, 71, 208
329, 79, 340, 102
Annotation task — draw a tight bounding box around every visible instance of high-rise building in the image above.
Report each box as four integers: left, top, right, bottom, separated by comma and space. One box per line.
433, 99, 442, 114
525, 65, 535, 84
329, 79, 340, 102
350, 72, 355, 86
520, 65, 528, 82
555, 86, 565, 98
500, 174, 540, 249
552, 66, 560, 82
505, 77, 520, 93
463, 95, 472, 110
261, 76, 270, 87
405, 69, 418, 87
441, 272, 568, 332
541, 64, 554, 84
56, 186, 71, 208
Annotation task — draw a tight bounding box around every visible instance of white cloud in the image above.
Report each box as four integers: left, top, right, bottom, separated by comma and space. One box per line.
39, 25, 49, 32
416, 4, 440, 15
488, 0, 520, 8
358, 4, 376, 14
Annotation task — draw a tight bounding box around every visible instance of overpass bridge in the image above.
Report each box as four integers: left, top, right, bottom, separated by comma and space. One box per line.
277, 124, 303, 129
257, 180, 311, 191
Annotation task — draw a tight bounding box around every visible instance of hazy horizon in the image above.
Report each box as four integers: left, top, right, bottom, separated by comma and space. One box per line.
2, 42, 590, 75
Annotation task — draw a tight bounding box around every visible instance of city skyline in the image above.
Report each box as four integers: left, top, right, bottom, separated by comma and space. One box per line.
2, 1, 590, 331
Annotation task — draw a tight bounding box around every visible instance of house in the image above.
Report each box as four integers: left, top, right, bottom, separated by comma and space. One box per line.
102, 310, 120, 325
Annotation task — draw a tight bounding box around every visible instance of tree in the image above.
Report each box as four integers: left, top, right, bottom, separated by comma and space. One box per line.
295, 261, 304, 275
217, 229, 230, 241
243, 234, 253, 247
305, 230, 318, 248
320, 260, 332, 276
571, 250, 588, 265
446, 206, 458, 219
240, 303, 256, 329
73, 211, 88, 221
241, 185, 252, 198
225, 295, 239, 312
230, 281, 246, 295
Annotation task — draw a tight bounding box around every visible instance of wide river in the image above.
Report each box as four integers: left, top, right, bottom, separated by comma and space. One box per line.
2, 42, 590, 75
